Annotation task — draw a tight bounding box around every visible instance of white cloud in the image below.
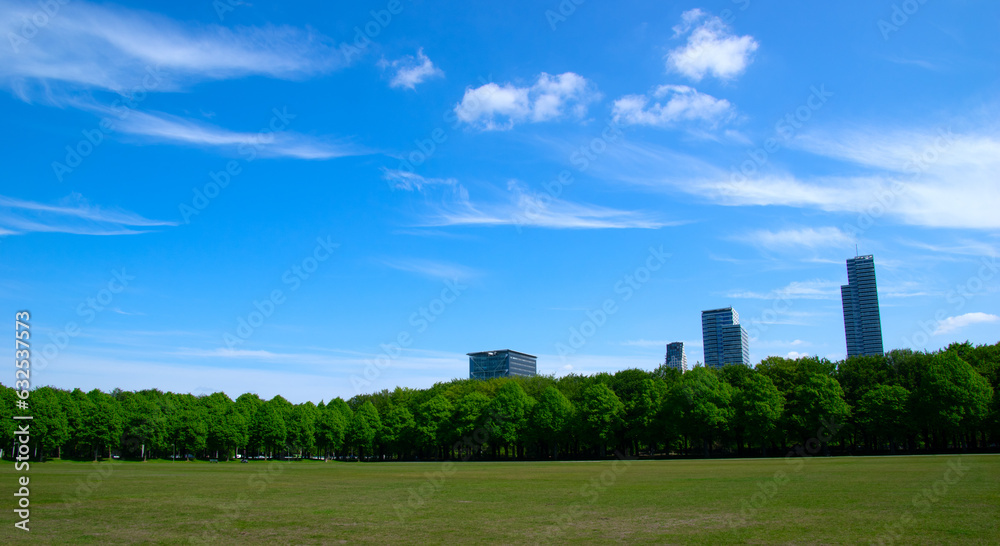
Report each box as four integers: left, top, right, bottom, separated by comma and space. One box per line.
613, 85, 732, 127
900, 239, 1000, 259
878, 281, 939, 299
109, 109, 363, 159
728, 279, 842, 300
380, 258, 477, 281
737, 227, 856, 252
383, 48, 444, 89
0, 194, 175, 236
454, 72, 600, 130
667, 9, 759, 81
673, 125, 1000, 230
385, 170, 669, 230
0, 1, 348, 96
933, 312, 1000, 335
382, 169, 458, 191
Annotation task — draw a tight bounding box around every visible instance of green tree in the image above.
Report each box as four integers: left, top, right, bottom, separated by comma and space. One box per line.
486, 381, 534, 458
176, 407, 208, 458
328, 398, 353, 429
381, 404, 417, 460
666, 367, 732, 457
203, 393, 243, 460
250, 401, 287, 457
315, 403, 348, 458
416, 394, 454, 458
346, 401, 382, 459
732, 372, 784, 455
786, 373, 850, 451
31, 387, 69, 461
916, 351, 993, 448
288, 402, 318, 457
451, 391, 491, 460
0, 385, 17, 455
577, 383, 624, 456
856, 385, 910, 453
120, 392, 166, 460
610, 369, 662, 455
530, 386, 574, 459
81, 390, 124, 460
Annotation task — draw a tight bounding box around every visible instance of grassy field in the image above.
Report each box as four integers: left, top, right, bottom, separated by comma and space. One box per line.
3, 455, 998, 544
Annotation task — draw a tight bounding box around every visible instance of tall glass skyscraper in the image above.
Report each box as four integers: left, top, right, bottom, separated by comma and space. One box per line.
841, 255, 884, 358
666, 342, 687, 372
701, 307, 749, 368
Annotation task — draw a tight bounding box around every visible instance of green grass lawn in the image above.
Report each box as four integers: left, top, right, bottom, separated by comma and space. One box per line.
3, 455, 998, 544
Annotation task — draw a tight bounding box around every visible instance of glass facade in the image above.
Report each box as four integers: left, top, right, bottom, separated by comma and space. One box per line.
666, 342, 687, 372
701, 307, 749, 368
842, 255, 884, 358
468, 350, 537, 380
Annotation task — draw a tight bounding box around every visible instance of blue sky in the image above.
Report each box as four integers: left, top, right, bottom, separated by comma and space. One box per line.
2, 0, 998, 403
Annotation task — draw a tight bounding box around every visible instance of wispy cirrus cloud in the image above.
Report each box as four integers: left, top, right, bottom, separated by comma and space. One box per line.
728, 279, 842, 300
736, 227, 856, 252
899, 239, 1000, 258
454, 72, 600, 130
108, 109, 365, 159
656, 123, 1000, 230
384, 170, 671, 230
0, 0, 349, 96
612, 84, 733, 128
667, 9, 759, 81
381, 48, 444, 90
380, 258, 478, 281
382, 169, 459, 191
0, 194, 176, 236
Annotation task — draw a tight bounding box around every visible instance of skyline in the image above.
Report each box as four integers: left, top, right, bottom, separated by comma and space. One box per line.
2, 0, 999, 403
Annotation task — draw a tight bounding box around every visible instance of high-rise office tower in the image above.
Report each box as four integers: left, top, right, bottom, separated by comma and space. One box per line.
841, 255, 884, 358
701, 307, 750, 368
666, 342, 687, 372
468, 350, 537, 380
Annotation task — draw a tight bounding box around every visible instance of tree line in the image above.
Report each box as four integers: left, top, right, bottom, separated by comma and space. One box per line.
3, 342, 998, 462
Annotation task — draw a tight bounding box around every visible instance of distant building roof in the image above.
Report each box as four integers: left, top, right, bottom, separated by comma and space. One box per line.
467, 349, 537, 358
